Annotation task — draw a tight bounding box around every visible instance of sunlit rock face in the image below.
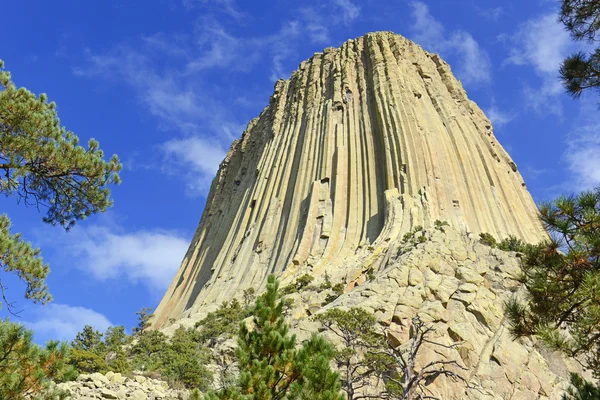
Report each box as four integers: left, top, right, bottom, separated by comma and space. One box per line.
153, 32, 546, 328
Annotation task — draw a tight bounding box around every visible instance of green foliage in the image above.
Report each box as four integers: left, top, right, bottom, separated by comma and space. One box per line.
133, 307, 154, 336
68, 348, 109, 374
559, 1, 600, 99
0, 214, 50, 307
323, 282, 345, 305
69, 325, 110, 373
479, 232, 497, 247
242, 288, 256, 307
160, 327, 212, 390
315, 308, 387, 399
506, 189, 600, 377
72, 325, 104, 353
562, 373, 600, 400
0, 60, 121, 310
434, 220, 449, 230
366, 268, 376, 282
208, 275, 343, 400
0, 60, 121, 229
195, 298, 250, 344
129, 326, 212, 389
497, 235, 528, 252
0, 319, 76, 399
319, 272, 332, 290
191, 388, 203, 400
104, 325, 130, 350
281, 274, 315, 295
130, 330, 169, 372
479, 232, 529, 252
402, 226, 426, 245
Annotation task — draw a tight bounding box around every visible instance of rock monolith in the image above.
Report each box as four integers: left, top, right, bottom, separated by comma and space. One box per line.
153, 32, 547, 328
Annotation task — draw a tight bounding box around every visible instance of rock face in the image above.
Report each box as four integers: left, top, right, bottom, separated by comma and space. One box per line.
287, 226, 579, 399
153, 31, 546, 328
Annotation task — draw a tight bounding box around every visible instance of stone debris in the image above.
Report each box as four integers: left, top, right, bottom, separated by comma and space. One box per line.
53, 372, 191, 400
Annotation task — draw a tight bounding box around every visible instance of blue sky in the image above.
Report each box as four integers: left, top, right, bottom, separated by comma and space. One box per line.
2, 0, 599, 344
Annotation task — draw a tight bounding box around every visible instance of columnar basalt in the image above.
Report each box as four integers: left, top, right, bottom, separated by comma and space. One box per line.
153, 32, 546, 328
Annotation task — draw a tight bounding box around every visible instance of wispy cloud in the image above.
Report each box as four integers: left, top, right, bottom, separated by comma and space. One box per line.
74, 28, 251, 194
182, 0, 244, 20
410, 1, 492, 86
24, 304, 112, 342
477, 6, 504, 21
563, 99, 600, 190
332, 0, 360, 25
59, 224, 190, 292
161, 137, 229, 194
486, 104, 518, 128
501, 13, 575, 115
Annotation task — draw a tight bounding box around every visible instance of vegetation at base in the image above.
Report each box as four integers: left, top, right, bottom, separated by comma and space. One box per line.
479, 232, 497, 247
69, 324, 131, 374
562, 372, 600, 400
0, 319, 76, 400
500, 187, 600, 396
280, 273, 315, 295
316, 309, 470, 399
506, 189, 600, 379
0, 60, 121, 312
206, 275, 343, 399
559, 0, 600, 100
323, 282, 345, 305
315, 308, 387, 400
67, 307, 213, 390
194, 298, 252, 344
478, 232, 530, 252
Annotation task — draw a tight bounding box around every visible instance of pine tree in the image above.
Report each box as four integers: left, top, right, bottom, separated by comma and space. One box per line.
315, 307, 388, 400
0, 59, 121, 311
0, 318, 76, 399
207, 275, 343, 400
506, 188, 600, 378
562, 373, 600, 400
133, 307, 154, 336
559, 1, 600, 99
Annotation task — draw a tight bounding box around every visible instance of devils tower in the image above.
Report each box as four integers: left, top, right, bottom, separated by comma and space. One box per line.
154, 32, 546, 328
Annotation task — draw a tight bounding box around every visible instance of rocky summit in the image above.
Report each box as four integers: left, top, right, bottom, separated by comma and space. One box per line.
148, 32, 578, 399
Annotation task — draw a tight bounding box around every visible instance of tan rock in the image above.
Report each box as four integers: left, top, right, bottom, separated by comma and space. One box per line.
152, 31, 547, 329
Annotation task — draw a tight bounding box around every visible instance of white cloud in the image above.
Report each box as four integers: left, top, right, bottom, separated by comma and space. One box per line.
505, 14, 569, 74
182, 0, 243, 20
486, 105, 517, 127
24, 304, 112, 342
162, 137, 228, 194
477, 7, 504, 21
502, 13, 577, 115
63, 225, 190, 291
564, 100, 600, 190
410, 1, 492, 85
332, 0, 360, 25
74, 33, 247, 192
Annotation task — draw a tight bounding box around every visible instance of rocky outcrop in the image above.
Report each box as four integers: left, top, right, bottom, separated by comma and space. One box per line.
195, 226, 581, 399
53, 372, 191, 400
153, 32, 546, 328
285, 225, 581, 400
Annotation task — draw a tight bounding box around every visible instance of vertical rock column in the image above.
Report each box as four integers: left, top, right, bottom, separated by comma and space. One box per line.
152, 32, 546, 328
